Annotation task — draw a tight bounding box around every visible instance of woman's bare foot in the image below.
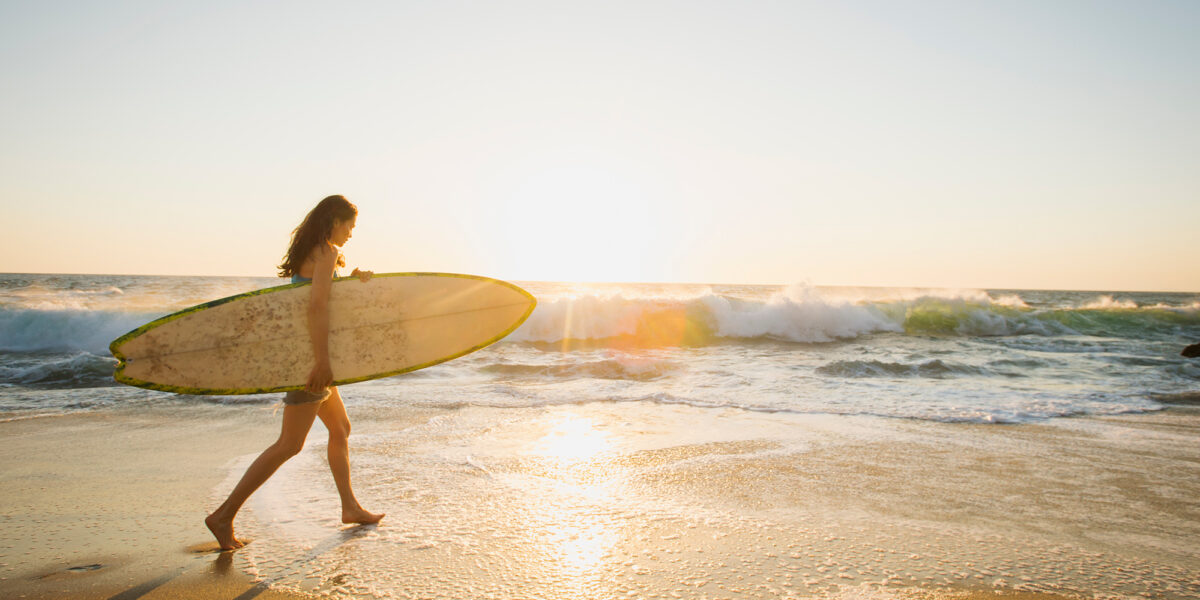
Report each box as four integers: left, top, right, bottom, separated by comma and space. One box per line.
342, 507, 385, 525
205, 513, 244, 550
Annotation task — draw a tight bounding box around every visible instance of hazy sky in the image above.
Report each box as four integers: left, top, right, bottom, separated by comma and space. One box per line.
2, 0, 1197, 290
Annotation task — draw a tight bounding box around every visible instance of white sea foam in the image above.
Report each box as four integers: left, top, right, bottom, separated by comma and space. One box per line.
702, 285, 901, 342
1080, 295, 1139, 310
0, 284, 126, 311
992, 293, 1030, 308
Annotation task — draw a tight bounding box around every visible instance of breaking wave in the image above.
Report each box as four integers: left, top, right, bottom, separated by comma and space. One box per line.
0, 352, 119, 388
0, 307, 161, 353
509, 287, 1200, 346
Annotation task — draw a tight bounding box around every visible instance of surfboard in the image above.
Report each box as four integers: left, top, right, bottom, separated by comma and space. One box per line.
110, 273, 537, 395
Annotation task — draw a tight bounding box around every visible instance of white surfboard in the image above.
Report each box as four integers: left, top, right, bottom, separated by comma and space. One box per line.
110, 273, 536, 395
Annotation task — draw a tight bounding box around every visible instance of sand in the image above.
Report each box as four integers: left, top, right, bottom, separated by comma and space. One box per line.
1, 402, 1197, 599
0, 405, 309, 599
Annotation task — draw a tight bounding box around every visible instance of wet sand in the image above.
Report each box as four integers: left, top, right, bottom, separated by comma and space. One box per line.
1, 402, 1197, 599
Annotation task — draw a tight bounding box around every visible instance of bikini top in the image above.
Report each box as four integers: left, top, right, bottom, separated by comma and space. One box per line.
291, 269, 341, 284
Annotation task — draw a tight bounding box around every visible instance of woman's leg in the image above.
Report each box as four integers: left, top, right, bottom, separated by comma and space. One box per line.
317, 387, 384, 524
206, 401, 323, 549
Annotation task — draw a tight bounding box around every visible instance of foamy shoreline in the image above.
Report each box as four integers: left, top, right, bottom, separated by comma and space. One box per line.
1, 400, 1197, 599
5, 275, 1199, 427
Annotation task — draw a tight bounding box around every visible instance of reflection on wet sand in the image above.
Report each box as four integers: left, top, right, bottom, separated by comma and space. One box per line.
521, 413, 621, 595
217, 403, 1200, 599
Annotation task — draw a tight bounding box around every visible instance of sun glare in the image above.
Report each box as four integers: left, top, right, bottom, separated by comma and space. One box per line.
491, 157, 674, 282
532, 413, 613, 465
517, 411, 624, 592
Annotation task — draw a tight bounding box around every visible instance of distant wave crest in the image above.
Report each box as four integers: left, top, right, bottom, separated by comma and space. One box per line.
508, 287, 1200, 347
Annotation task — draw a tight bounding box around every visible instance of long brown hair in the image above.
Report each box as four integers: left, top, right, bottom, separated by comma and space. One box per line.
278, 195, 357, 277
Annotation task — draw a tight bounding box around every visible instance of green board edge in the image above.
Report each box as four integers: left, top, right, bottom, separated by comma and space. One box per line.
110, 272, 538, 396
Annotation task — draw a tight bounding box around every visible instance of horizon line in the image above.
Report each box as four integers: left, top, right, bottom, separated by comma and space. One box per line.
2, 270, 1197, 295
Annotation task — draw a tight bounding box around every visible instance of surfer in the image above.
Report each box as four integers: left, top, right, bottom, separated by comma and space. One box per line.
205, 194, 384, 551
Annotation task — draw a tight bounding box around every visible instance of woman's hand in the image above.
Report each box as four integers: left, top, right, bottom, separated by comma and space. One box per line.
351, 268, 374, 283
306, 359, 333, 394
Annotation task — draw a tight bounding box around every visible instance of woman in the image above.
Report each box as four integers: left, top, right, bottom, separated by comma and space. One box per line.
205, 195, 384, 551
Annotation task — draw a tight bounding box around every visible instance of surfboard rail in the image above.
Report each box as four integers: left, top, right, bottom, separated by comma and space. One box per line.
110, 272, 537, 395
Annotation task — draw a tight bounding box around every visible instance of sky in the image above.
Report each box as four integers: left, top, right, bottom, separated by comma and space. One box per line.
1, 0, 1197, 291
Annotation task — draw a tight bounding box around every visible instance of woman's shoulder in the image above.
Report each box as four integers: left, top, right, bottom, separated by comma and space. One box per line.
311, 241, 337, 261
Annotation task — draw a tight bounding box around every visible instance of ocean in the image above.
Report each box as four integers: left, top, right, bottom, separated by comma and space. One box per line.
2, 273, 1197, 422
2, 273, 1199, 599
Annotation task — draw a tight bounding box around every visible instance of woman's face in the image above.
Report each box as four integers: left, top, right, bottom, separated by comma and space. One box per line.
330, 216, 356, 247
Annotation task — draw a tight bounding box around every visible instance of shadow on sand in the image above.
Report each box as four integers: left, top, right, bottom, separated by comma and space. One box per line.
106, 525, 377, 600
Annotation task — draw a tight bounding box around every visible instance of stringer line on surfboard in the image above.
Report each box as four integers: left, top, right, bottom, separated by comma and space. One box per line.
123, 301, 534, 363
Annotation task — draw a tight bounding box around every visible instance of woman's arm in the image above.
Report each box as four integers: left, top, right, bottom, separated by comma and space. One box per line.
305, 243, 337, 392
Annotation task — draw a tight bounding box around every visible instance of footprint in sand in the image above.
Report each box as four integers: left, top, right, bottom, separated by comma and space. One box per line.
185, 541, 252, 554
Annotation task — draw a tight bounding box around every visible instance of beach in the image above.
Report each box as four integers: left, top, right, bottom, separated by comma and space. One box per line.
2, 274, 1199, 599
0, 404, 307, 599
5, 0, 1199, 595
1, 400, 1197, 599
